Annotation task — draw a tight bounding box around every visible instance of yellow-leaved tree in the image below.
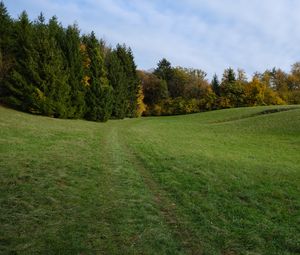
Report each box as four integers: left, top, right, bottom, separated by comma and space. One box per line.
244, 77, 266, 106
135, 84, 146, 117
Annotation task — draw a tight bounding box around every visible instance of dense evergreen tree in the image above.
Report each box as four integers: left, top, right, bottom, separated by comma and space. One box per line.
33, 13, 70, 117
211, 74, 220, 96
115, 44, 139, 117
154, 58, 173, 96
0, 1, 13, 94
126, 48, 140, 117
63, 24, 86, 118
106, 47, 127, 118
83, 32, 113, 121
0, 2, 11, 49
154, 58, 173, 82
220, 68, 244, 107
222, 67, 236, 84
2, 11, 37, 111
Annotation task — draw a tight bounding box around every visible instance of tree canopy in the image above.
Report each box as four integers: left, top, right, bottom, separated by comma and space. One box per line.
0, 2, 299, 120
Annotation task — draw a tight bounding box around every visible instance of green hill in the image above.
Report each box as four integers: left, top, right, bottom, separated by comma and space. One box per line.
1, 105, 300, 254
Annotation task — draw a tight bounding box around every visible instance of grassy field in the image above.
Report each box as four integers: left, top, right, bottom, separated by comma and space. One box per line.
1, 105, 300, 255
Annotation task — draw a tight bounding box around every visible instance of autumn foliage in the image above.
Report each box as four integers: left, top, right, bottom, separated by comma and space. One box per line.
0, 2, 299, 121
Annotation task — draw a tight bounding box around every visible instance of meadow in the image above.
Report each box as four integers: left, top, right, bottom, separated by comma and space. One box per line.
1, 105, 300, 254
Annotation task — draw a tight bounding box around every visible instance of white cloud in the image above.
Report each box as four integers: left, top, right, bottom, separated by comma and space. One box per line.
5, 0, 300, 79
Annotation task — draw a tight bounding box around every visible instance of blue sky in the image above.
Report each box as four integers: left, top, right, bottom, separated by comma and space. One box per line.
4, 0, 300, 80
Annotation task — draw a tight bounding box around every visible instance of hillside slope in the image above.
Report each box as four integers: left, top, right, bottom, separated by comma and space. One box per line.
1, 105, 300, 254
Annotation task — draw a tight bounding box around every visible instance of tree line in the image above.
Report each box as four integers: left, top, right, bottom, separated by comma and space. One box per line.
0, 2, 299, 121
140, 59, 300, 116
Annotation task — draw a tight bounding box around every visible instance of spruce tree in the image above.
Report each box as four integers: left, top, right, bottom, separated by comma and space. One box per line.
153, 58, 173, 100
0, 1, 11, 46
154, 58, 173, 82
83, 32, 113, 121
220, 68, 244, 107
211, 74, 220, 96
33, 13, 70, 117
106, 48, 127, 118
0, 1, 14, 101
124, 47, 139, 117
63, 24, 86, 118
2, 11, 37, 111
114, 44, 139, 117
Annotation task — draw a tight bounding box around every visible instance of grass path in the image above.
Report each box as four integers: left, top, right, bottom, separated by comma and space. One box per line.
114, 126, 204, 254
97, 125, 184, 254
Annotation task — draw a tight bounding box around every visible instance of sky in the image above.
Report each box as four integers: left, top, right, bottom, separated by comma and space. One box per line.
4, 0, 300, 80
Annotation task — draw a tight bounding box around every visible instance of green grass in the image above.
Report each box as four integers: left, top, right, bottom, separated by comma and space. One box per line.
1, 105, 300, 254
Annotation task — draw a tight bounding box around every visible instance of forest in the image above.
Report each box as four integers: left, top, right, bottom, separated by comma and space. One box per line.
1, 2, 299, 121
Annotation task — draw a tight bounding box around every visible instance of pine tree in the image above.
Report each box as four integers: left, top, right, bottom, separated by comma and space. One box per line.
0, 1, 13, 60
33, 13, 70, 117
220, 68, 244, 107
83, 32, 113, 121
211, 74, 220, 96
153, 58, 174, 100
124, 47, 139, 117
222, 67, 236, 84
0, 1, 14, 100
154, 58, 173, 82
114, 44, 139, 117
2, 11, 37, 111
0, 1, 10, 41
106, 48, 127, 118
63, 24, 86, 118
